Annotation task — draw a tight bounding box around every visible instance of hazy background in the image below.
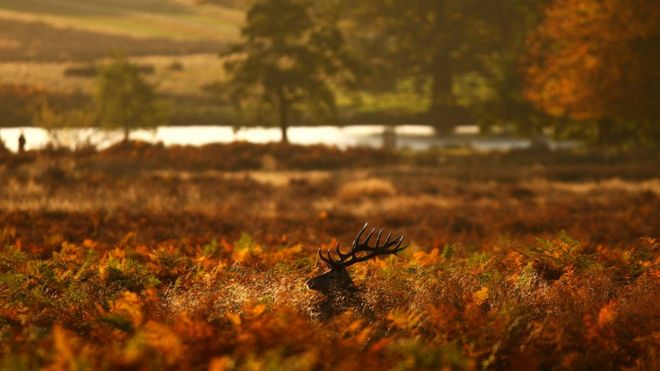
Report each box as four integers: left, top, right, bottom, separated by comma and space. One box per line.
0, 0, 657, 152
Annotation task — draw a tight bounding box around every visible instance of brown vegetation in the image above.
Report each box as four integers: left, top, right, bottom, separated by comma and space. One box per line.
0, 143, 658, 369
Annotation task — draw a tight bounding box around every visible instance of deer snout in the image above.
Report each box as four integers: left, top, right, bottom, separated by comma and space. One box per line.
306, 274, 332, 293
306, 277, 323, 291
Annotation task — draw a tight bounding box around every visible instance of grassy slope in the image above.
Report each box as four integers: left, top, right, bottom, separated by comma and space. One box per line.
0, 0, 242, 40
0, 0, 427, 126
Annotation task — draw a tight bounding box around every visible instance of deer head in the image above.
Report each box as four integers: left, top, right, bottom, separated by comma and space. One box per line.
306, 223, 408, 295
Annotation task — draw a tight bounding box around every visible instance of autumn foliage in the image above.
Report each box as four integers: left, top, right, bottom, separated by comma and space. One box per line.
0, 144, 659, 369
524, 0, 660, 124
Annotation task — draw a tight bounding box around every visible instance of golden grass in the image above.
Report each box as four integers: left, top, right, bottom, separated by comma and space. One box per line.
0, 145, 658, 368
337, 178, 397, 202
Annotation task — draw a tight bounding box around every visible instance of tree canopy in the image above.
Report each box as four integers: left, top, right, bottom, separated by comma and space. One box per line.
222, 0, 353, 143
524, 0, 660, 145
344, 0, 545, 134
95, 56, 165, 142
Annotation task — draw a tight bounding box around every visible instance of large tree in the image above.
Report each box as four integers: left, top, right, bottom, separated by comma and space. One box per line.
222, 0, 353, 143
346, 1, 470, 133
524, 0, 660, 146
459, 1, 548, 134
346, 0, 545, 134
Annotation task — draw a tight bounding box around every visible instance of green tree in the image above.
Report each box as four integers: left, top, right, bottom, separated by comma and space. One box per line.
222, 0, 353, 143
346, 0, 546, 135
346, 1, 480, 134
95, 56, 165, 143
458, 1, 548, 135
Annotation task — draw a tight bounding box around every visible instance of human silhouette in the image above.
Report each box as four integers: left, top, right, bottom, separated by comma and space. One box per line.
18, 132, 26, 153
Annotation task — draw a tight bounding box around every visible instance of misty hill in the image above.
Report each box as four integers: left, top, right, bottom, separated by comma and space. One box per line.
0, 0, 243, 61
0, 17, 228, 62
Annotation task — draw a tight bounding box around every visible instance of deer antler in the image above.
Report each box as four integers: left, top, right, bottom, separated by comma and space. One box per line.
318, 223, 408, 270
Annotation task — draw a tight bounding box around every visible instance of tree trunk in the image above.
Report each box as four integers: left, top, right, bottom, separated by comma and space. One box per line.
278, 94, 290, 144
382, 125, 396, 150
280, 123, 289, 144
429, 51, 456, 136
597, 117, 614, 148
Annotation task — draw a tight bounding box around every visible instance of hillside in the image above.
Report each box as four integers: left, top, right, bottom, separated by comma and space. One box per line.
0, 0, 243, 42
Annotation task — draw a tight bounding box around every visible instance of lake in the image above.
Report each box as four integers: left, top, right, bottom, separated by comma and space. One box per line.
0, 125, 576, 152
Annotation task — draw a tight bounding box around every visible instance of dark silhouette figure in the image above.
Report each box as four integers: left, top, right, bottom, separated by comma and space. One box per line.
18, 132, 26, 153
307, 223, 408, 320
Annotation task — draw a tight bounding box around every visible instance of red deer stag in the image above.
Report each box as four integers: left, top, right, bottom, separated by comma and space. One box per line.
306, 223, 408, 295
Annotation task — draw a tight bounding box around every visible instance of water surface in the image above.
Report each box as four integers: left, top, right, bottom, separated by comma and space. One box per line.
0, 125, 575, 152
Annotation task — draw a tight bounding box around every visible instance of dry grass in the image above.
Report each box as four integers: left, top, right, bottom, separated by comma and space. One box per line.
337, 178, 397, 202
0, 145, 658, 369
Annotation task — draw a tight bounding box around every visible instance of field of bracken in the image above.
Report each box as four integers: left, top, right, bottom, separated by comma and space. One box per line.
0, 143, 659, 370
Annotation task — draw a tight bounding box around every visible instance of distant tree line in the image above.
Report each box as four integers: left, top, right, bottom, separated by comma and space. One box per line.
222, 0, 659, 147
